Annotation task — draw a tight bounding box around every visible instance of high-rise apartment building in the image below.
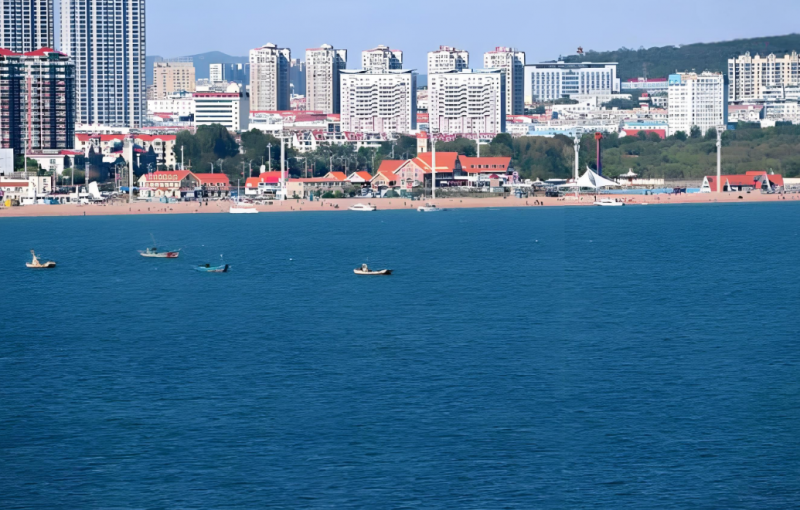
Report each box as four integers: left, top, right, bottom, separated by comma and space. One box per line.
427, 46, 469, 76
0, 0, 53, 53
209, 63, 224, 83
60, 0, 146, 128
524, 62, 619, 103
0, 48, 75, 153
728, 52, 800, 101
667, 71, 727, 137
289, 58, 306, 96
306, 44, 347, 114
152, 60, 195, 99
250, 43, 292, 111
362, 45, 402, 72
484, 47, 524, 116
428, 69, 505, 135
249, 43, 291, 111
339, 69, 416, 134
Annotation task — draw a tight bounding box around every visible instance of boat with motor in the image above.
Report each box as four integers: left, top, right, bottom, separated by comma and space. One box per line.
354, 264, 392, 276
229, 201, 259, 214
194, 263, 229, 273
593, 198, 625, 207
348, 203, 376, 212
417, 203, 443, 212
26, 250, 56, 269
139, 235, 180, 258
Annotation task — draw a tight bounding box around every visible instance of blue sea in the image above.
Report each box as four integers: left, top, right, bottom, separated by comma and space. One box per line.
1, 203, 800, 509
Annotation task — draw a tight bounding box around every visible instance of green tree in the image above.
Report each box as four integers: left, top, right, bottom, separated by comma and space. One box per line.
690, 125, 702, 139
673, 131, 688, 141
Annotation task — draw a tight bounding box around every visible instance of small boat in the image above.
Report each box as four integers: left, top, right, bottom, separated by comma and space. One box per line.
230, 204, 258, 214
593, 198, 625, 207
354, 263, 392, 276
349, 203, 376, 212
194, 263, 229, 273
417, 203, 443, 212
26, 250, 56, 269
139, 247, 180, 258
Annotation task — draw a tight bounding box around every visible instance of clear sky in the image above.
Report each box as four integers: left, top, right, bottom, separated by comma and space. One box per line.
144, 0, 800, 69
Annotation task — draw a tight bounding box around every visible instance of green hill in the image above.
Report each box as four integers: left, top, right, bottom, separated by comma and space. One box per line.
561, 33, 800, 80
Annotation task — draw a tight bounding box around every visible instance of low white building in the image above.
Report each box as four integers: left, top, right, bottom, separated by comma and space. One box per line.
667, 72, 727, 136
147, 92, 195, 119
429, 69, 506, 135
339, 70, 417, 134
525, 62, 620, 103
193, 87, 248, 131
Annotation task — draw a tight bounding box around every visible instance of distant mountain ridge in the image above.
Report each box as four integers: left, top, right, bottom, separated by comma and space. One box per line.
146, 51, 248, 84
561, 33, 800, 80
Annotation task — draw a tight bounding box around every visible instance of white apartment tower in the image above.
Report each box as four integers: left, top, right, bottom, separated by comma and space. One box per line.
484, 47, 525, 116
60, 0, 146, 128
209, 63, 224, 83
0, 0, 53, 53
428, 69, 505, 135
339, 69, 417, 134
728, 52, 800, 101
249, 43, 291, 111
428, 46, 469, 76
362, 45, 403, 72
667, 72, 727, 137
306, 44, 347, 114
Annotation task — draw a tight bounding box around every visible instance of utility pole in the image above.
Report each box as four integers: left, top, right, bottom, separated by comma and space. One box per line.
181, 146, 184, 171
716, 127, 722, 193
573, 135, 580, 182
280, 134, 286, 201
210, 162, 214, 174
431, 132, 436, 200
267, 143, 272, 172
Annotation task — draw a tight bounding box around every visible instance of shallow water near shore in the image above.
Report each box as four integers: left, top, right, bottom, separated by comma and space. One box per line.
1, 203, 800, 508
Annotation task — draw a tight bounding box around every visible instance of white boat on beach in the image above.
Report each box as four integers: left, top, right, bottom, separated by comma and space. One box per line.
417, 203, 443, 212
349, 203, 376, 212
230, 197, 259, 214
594, 198, 625, 207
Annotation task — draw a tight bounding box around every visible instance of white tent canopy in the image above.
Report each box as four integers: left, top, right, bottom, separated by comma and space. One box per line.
577, 167, 618, 189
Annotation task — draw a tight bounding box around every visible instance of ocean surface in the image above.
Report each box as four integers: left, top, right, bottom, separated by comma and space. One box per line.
1, 203, 799, 509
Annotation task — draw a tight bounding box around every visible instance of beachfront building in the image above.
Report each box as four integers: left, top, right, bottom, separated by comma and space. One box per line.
524, 62, 620, 103
138, 170, 199, 198
428, 46, 469, 75
152, 61, 196, 99
428, 69, 505, 136
193, 173, 231, 197
60, 0, 146, 128
0, 48, 75, 154
339, 69, 417, 134
362, 45, 403, 72
701, 172, 784, 193
347, 171, 372, 184
728, 52, 800, 101
484, 47, 525, 115
245, 171, 282, 196
0, 0, 53, 53
306, 44, 347, 114
286, 177, 345, 198
250, 43, 291, 111
667, 72, 727, 137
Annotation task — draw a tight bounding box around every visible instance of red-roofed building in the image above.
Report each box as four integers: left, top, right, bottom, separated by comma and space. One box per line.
702, 172, 784, 193
347, 171, 373, 184
621, 129, 667, 140
137, 171, 199, 198
324, 171, 347, 181
245, 171, 285, 196
194, 173, 231, 196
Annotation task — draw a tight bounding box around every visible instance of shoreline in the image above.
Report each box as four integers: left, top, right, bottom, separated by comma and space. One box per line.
1, 192, 798, 218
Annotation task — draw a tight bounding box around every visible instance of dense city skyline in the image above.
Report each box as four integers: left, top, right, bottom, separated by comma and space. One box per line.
137, 0, 800, 69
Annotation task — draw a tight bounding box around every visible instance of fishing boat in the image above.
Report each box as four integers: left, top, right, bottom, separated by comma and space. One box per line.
194, 263, 229, 273
139, 235, 180, 258
417, 203, 443, 212
348, 203, 376, 212
139, 247, 180, 258
354, 263, 392, 276
593, 198, 625, 207
26, 250, 56, 269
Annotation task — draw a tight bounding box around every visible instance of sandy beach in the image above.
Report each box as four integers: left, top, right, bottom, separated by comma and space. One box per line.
1, 192, 797, 218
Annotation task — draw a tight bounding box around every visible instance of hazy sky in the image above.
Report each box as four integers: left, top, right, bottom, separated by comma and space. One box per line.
144, 0, 800, 69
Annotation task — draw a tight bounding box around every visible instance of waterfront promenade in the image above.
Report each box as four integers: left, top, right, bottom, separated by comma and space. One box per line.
0, 192, 797, 217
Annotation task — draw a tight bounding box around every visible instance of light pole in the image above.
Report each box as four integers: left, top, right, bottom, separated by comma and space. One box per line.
181, 146, 184, 171
431, 131, 437, 200
280, 134, 286, 201
266, 143, 272, 172
573, 135, 580, 182
716, 127, 723, 193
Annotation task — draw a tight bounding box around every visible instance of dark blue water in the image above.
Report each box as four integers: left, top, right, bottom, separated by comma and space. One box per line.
2, 204, 800, 509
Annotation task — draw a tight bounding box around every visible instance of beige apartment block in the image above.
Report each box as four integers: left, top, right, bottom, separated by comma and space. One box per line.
152, 61, 196, 99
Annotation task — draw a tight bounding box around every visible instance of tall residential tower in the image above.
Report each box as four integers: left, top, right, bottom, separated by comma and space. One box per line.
249, 43, 291, 111
428, 46, 469, 76
484, 47, 525, 116
362, 45, 402, 72
60, 0, 146, 127
306, 44, 346, 114
0, 0, 54, 53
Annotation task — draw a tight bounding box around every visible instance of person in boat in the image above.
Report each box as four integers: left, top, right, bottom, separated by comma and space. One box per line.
205, 264, 210, 268
361, 264, 369, 271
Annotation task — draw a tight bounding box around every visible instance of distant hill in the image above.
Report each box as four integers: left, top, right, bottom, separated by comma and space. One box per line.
146, 51, 248, 84
560, 33, 800, 80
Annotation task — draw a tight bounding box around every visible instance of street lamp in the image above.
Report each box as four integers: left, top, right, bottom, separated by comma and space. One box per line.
266, 143, 272, 172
